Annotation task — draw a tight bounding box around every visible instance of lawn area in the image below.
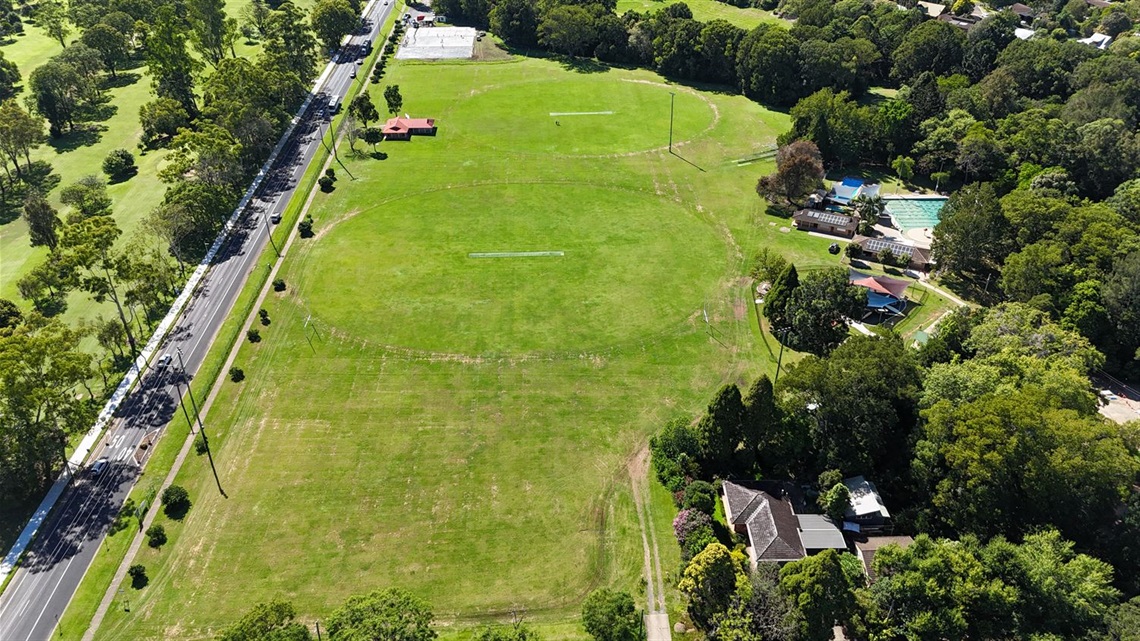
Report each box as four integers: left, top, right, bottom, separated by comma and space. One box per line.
615, 0, 786, 29
90, 56, 817, 639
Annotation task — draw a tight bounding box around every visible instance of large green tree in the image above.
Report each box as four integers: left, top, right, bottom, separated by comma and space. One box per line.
785, 267, 865, 356
915, 386, 1137, 542
22, 191, 61, 251
931, 182, 1011, 279
696, 383, 745, 472
326, 588, 437, 641
678, 543, 743, 629
0, 315, 95, 501
219, 600, 313, 641
581, 589, 641, 641
779, 333, 920, 480
262, 1, 319, 89
779, 549, 860, 641
310, 0, 357, 52
80, 23, 131, 78
147, 7, 203, 117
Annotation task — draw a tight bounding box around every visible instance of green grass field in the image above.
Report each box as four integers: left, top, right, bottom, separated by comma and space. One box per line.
615, 0, 786, 29
88, 55, 839, 639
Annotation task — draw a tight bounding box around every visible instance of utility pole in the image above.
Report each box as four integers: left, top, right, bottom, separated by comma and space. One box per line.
774, 327, 789, 383
175, 379, 195, 435
668, 92, 675, 152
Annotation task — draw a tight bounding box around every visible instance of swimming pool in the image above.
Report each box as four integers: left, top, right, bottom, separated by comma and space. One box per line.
884, 197, 948, 231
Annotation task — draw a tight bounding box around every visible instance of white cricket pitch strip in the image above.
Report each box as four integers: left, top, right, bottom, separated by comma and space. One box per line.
549, 111, 615, 116
468, 251, 565, 258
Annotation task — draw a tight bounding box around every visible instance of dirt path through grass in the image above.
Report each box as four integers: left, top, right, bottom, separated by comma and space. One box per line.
629, 447, 670, 641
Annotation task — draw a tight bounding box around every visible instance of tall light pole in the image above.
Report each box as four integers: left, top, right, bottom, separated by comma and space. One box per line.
263, 214, 281, 257
668, 92, 675, 152
175, 348, 206, 437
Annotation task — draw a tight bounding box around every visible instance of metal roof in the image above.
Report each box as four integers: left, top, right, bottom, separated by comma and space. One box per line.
796, 515, 847, 550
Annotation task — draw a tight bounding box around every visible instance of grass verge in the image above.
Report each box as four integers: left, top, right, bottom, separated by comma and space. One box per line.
52, 10, 400, 637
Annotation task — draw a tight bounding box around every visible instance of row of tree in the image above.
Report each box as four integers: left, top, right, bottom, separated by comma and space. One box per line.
1, 0, 359, 504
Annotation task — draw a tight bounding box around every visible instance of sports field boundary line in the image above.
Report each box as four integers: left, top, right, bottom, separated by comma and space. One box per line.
468, 251, 564, 258
548, 111, 614, 116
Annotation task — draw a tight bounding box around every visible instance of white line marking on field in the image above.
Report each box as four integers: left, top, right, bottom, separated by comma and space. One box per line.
549, 111, 614, 116
468, 251, 565, 258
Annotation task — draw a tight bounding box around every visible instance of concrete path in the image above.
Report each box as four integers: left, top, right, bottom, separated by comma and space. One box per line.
629, 448, 670, 641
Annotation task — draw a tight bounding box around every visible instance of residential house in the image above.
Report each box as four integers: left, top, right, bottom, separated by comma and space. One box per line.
843, 476, 892, 532
854, 536, 915, 582
723, 480, 847, 567
1009, 2, 1035, 23
1078, 32, 1113, 49
793, 209, 860, 238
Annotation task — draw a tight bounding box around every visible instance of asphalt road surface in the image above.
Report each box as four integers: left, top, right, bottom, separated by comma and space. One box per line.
0, 3, 395, 638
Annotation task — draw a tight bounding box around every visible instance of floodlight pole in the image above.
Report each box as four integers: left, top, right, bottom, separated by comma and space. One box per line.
668, 92, 675, 152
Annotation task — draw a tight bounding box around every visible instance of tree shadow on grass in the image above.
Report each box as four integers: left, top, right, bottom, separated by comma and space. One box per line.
0, 161, 61, 224
130, 570, 149, 589
100, 72, 141, 90
162, 499, 191, 521
558, 55, 609, 74
48, 123, 109, 153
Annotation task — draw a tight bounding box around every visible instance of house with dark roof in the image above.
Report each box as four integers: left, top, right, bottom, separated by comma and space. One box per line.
793, 209, 859, 238
843, 476, 892, 533
1009, 2, 1035, 23
851, 235, 933, 271
854, 536, 914, 582
722, 480, 847, 567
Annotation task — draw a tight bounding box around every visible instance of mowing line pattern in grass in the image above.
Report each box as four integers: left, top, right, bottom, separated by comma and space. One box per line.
86, 56, 942, 641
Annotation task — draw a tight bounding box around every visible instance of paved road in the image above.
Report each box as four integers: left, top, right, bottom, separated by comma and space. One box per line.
0, 3, 395, 638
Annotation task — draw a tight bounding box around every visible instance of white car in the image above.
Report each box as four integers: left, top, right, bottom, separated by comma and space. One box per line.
156, 353, 172, 369
1100, 389, 1120, 401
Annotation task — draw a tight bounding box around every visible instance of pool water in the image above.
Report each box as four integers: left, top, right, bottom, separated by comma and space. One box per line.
885, 198, 948, 231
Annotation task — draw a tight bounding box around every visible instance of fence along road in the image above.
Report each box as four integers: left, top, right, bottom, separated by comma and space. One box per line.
0, 2, 395, 638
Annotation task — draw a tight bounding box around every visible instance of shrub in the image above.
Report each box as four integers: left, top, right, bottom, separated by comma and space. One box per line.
650, 417, 702, 492
109, 498, 136, 535
259, 309, 270, 325
101, 148, 136, 181
229, 367, 245, 382
318, 175, 335, 192
682, 481, 718, 515
128, 564, 147, 588
145, 524, 167, 548
298, 215, 314, 238
161, 485, 190, 519
325, 167, 336, 180
247, 328, 261, 343
194, 433, 208, 455
272, 278, 286, 292
673, 508, 716, 558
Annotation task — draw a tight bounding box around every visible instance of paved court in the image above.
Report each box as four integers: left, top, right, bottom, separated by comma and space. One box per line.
396, 26, 476, 59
